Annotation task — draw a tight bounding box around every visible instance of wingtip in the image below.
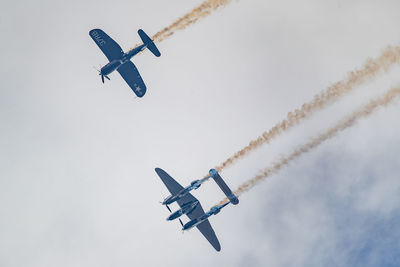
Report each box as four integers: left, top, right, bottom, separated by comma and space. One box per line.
89, 28, 101, 34
211, 238, 221, 252
133, 85, 146, 98
155, 167, 166, 176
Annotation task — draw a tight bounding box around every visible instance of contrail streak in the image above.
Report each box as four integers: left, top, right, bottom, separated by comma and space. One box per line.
213, 46, 400, 173
216, 85, 400, 205
130, 0, 232, 51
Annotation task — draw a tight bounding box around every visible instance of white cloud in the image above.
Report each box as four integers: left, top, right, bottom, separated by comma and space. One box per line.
1, 0, 400, 266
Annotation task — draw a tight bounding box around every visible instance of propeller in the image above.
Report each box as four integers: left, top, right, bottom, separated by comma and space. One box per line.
180, 219, 185, 234
165, 204, 184, 228
99, 73, 110, 83
93, 66, 110, 83
165, 204, 172, 213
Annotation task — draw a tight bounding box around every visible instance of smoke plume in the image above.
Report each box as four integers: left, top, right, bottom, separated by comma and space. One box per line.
130, 0, 232, 51
214, 46, 400, 172
216, 85, 400, 205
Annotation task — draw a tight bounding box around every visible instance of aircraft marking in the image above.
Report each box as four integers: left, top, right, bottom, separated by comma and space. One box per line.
91, 30, 106, 46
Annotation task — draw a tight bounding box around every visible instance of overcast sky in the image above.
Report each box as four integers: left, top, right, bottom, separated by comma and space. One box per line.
1, 0, 400, 266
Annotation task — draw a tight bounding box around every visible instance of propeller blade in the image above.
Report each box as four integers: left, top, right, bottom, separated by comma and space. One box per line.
101, 74, 104, 83
179, 218, 184, 227
166, 205, 172, 213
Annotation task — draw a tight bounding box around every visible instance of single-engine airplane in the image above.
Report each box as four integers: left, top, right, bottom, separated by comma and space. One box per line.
155, 168, 239, 251
89, 28, 160, 97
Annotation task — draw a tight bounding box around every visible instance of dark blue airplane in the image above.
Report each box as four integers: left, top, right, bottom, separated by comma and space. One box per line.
155, 168, 221, 251
156, 168, 239, 251
89, 28, 160, 97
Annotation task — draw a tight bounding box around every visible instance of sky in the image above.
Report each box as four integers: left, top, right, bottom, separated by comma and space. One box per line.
1, 0, 400, 266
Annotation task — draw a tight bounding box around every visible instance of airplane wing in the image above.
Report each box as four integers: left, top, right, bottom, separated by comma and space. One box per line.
155, 168, 221, 251
89, 29, 124, 61
117, 61, 147, 97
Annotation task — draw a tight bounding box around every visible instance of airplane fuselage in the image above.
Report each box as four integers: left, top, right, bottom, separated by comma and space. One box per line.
166, 201, 199, 221
100, 44, 146, 76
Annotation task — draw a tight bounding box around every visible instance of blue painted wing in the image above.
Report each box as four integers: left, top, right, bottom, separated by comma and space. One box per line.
155, 168, 221, 251
117, 61, 147, 97
89, 29, 124, 61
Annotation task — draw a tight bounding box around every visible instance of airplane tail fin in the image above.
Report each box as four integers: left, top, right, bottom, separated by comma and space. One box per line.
138, 29, 161, 57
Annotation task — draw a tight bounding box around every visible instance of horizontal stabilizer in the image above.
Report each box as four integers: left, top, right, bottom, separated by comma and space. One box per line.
209, 169, 239, 205
138, 29, 161, 57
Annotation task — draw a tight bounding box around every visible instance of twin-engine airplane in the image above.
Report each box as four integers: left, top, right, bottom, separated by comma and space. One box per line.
89, 28, 160, 97
155, 168, 238, 251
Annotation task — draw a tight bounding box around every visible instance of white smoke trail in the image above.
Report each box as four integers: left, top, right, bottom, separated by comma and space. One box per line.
216, 85, 400, 205
214, 46, 400, 172
130, 0, 232, 51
